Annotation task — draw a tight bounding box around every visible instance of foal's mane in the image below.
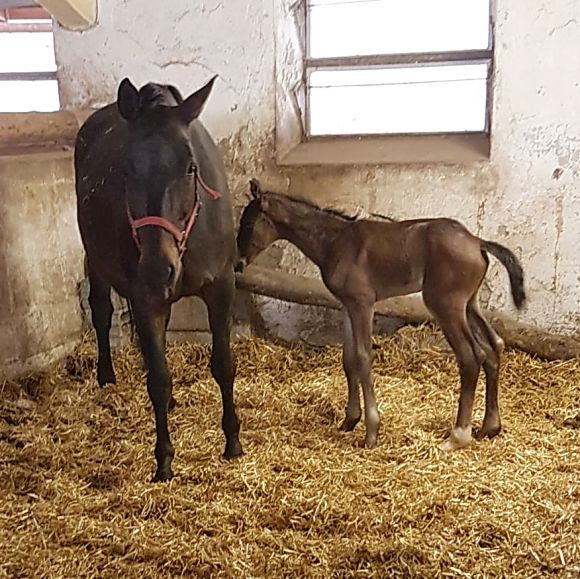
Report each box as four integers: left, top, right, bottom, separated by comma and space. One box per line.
264, 191, 359, 222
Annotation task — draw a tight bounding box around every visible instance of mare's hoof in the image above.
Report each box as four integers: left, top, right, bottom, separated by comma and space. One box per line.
339, 416, 361, 432
152, 468, 174, 483
97, 366, 116, 387
474, 423, 502, 440
223, 441, 244, 460
439, 427, 472, 452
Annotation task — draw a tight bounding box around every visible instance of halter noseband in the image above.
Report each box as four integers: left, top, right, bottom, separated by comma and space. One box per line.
126, 165, 221, 256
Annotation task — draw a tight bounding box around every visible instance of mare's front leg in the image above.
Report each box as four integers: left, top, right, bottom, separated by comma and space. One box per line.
88, 266, 116, 386
344, 300, 379, 448
201, 274, 243, 459
132, 301, 175, 482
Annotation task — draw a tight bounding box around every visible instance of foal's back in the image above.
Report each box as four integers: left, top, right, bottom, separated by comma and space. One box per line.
324, 217, 485, 302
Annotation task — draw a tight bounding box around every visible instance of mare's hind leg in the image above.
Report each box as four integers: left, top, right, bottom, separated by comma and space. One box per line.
424, 294, 485, 452
88, 267, 116, 386
344, 300, 379, 448
201, 274, 243, 460
339, 309, 362, 432
467, 300, 504, 440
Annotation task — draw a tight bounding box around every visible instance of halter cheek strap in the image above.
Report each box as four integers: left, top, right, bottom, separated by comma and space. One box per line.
126, 166, 221, 256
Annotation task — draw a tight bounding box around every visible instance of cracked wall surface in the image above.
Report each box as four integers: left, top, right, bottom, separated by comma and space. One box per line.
54, 0, 580, 339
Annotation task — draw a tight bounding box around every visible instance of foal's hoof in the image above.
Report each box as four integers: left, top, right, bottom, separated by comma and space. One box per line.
97, 366, 116, 387
152, 468, 174, 483
168, 396, 178, 412
363, 435, 378, 449
474, 423, 502, 440
439, 427, 472, 452
339, 416, 361, 432
223, 440, 244, 460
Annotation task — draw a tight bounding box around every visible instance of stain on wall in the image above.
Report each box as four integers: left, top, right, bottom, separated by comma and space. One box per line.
0, 152, 84, 378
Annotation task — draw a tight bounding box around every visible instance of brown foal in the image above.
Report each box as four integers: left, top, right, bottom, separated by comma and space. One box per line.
237, 180, 526, 452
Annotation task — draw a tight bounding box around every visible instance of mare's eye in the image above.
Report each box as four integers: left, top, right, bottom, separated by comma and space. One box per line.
186, 162, 195, 176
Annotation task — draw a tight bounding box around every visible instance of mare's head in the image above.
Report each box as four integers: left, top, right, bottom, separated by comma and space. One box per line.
118, 76, 216, 300
236, 180, 281, 271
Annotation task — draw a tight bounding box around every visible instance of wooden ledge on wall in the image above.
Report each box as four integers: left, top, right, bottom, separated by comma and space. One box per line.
0, 109, 95, 157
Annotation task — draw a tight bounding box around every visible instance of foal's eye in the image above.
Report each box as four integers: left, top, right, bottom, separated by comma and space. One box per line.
186, 162, 195, 176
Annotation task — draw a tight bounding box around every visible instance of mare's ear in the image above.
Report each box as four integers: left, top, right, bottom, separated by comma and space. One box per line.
117, 78, 140, 121
176, 75, 217, 125
166, 84, 184, 105
249, 179, 262, 199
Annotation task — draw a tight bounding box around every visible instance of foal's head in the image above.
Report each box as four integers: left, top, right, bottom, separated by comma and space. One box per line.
117, 76, 217, 299
236, 180, 280, 271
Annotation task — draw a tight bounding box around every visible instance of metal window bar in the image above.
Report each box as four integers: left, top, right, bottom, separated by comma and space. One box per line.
0, 71, 57, 81
303, 0, 495, 138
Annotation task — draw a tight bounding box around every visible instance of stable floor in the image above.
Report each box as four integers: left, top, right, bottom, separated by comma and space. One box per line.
1, 327, 579, 578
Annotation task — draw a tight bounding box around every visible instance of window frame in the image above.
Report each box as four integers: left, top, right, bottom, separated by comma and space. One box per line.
275, 0, 495, 165
0, 7, 58, 105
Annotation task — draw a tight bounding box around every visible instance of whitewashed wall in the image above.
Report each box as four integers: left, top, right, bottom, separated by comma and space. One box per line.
54, 0, 580, 338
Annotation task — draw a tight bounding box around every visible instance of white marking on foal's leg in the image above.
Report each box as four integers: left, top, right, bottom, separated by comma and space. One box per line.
438, 425, 473, 452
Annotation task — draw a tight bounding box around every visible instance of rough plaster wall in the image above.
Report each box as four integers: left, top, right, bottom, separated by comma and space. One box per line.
54, 0, 580, 339
0, 152, 84, 379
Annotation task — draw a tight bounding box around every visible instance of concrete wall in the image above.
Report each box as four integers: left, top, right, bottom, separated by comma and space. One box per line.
54, 0, 580, 340
0, 151, 84, 379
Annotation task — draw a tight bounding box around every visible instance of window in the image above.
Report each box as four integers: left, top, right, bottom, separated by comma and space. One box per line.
0, 5, 59, 112
275, 0, 494, 164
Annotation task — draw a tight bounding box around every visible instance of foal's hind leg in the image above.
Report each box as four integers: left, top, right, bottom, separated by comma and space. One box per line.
467, 300, 504, 440
202, 274, 243, 460
88, 267, 116, 386
425, 294, 485, 452
339, 309, 362, 432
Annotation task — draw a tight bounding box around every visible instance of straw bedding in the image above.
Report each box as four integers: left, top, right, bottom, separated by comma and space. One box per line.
1, 325, 578, 578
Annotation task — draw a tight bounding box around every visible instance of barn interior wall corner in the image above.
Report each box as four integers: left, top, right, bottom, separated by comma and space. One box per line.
38, 0, 97, 31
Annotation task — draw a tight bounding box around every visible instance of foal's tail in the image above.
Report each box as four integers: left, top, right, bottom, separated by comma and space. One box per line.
481, 240, 526, 309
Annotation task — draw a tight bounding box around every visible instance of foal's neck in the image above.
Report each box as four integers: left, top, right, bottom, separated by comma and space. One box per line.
268, 198, 350, 267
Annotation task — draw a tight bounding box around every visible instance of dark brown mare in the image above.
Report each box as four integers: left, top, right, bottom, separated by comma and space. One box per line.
237, 180, 526, 452
75, 77, 242, 481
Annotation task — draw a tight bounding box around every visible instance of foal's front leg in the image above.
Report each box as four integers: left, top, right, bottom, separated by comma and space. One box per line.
133, 301, 175, 482
202, 274, 243, 459
344, 300, 379, 448
339, 309, 362, 432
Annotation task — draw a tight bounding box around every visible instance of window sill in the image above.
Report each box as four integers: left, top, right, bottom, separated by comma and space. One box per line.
277, 133, 490, 166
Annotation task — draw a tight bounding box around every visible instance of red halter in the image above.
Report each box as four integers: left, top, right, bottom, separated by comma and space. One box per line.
126, 166, 221, 256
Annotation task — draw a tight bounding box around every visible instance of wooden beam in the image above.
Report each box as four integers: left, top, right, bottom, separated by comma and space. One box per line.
235, 266, 580, 362
38, 0, 96, 30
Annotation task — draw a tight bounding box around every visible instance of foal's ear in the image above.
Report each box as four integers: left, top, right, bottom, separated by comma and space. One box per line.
176, 75, 218, 125
117, 78, 140, 121
249, 179, 262, 199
